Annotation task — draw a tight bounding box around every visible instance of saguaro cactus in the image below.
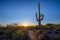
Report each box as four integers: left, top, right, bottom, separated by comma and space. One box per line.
36, 2, 44, 27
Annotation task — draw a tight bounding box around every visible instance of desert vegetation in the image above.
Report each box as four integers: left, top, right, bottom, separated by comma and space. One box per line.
0, 24, 60, 40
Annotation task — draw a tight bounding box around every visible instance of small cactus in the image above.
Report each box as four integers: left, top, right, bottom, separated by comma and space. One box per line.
36, 2, 44, 27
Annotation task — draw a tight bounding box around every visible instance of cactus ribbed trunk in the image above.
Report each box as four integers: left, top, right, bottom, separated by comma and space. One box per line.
38, 22, 40, 27
38, 2, 41, 26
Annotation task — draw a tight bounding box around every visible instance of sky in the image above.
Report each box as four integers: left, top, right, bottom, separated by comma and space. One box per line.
0, 0, 60, 25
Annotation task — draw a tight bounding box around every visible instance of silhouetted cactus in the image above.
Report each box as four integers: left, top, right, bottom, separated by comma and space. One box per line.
36, 2, 44, 27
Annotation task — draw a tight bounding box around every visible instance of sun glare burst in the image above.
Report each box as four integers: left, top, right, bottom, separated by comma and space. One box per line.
23, 23, 28, 27
21, 22, 29, 27
20, 20, 35, 27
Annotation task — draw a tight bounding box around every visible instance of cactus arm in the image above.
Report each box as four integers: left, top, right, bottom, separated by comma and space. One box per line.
40, 13, 44, 21
36, 13, 39, 21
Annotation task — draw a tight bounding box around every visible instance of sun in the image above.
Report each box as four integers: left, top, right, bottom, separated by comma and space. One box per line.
23, 23, 28, 27
21, 22, 29, 27
20, 20, 35, 27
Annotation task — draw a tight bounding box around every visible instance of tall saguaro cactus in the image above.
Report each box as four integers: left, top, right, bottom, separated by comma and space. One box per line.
36, 2, 44, 27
